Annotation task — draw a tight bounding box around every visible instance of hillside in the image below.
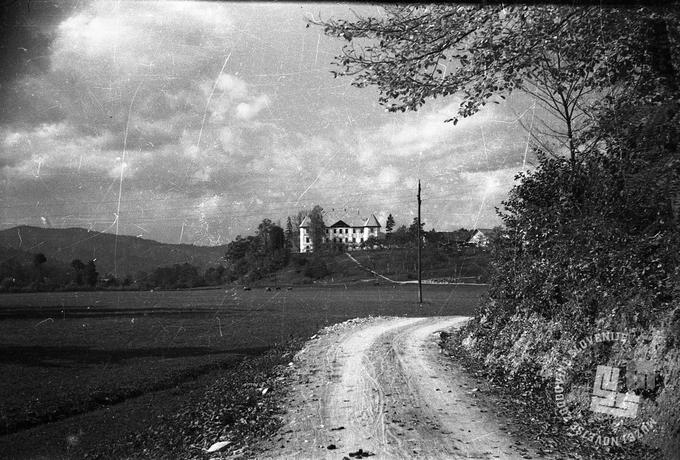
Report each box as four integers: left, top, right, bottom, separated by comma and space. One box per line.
349, 247, 490, 282
263, 247, 490, 285
0, 226, 227, 277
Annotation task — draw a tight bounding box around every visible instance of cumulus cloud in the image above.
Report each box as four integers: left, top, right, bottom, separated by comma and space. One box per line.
0, 2, 538, 243
1, 0, 277, 191
216, 74, 249, 100
236, 94, 271, 120
52, 1, 234, 76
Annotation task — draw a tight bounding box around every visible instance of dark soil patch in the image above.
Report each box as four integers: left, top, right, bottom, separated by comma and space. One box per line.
0, 339, 304, 459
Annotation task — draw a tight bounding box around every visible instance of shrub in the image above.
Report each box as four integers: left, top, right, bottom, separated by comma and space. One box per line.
458, 101, 680, 456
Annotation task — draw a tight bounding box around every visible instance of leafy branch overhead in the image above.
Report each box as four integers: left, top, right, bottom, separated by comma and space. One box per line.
313, 5, 676, 134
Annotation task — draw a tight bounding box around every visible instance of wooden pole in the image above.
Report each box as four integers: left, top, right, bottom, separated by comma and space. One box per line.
417, 180, 422, 304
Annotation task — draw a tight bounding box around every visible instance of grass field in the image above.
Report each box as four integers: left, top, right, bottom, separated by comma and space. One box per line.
265, 248, 491, 285
349, 247, 491, 282
0, 283, 486, 441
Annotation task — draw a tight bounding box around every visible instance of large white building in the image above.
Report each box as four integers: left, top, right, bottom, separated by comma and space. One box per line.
299, 214, 382, 253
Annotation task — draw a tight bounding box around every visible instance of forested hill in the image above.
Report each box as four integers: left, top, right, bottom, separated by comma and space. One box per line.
0, 226, 227, 277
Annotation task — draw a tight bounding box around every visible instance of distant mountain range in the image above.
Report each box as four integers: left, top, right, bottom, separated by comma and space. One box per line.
0, 226, 228, 276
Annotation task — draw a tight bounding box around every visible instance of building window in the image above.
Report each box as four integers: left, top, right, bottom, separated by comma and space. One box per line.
352, 237, 355, 243
306, 237, 309, 243
345, 238, 348, 242
345, 228, 349, 234
333, 229, 337, 234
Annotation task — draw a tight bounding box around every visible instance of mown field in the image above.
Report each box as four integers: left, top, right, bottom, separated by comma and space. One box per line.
0, 283, 486, 454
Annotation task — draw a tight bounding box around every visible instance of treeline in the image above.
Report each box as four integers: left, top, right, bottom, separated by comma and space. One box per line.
0, 245, 226, 292
223, 218, 290, 282
0, 253, 233, 292
0, 212, 476, 292
383, 215, 474, 250
0, 216, 291, 291
0, 254, 101, 292
0, 215, 311, 291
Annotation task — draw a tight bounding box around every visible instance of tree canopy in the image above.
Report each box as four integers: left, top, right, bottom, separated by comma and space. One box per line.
385, 213, 395, 235
308, 205, 326, 252
314, 5, 678, 161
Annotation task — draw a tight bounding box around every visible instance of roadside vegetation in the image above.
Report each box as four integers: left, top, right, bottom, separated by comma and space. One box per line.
316, 3, 680, 457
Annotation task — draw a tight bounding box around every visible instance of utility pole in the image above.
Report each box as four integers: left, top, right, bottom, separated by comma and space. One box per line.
417, 180, 422, 304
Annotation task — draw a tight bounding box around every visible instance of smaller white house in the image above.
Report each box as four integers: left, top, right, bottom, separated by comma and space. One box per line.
467, 228, 499, 247
299, 214, 382, 253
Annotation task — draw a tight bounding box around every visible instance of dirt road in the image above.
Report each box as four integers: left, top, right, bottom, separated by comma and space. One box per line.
255, 316, 543, 459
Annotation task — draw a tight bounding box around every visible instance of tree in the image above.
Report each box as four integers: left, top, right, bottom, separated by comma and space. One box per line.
205, 265, 227, 286
407, 217, 425, 240
361, 235, 383, 250
71, 259, 85, 271
84, 260, 98, 287
225, 235, 255, 264
224, 219, 291, 282
149, 263, 204, 289
256, 219, 286, 262
385, 213, 395, 237
424, 228, 440, 247
0, 257, 26, 291
256, 219, 276, 255
32, 253, 47, 285
308, 205, 326, 252
71, 259, 85, 285
285, 216, 294, 249
314, 6, 675, 163
33, 253, 47, 267
258, 219, 288, 270
390, 225, 411, 246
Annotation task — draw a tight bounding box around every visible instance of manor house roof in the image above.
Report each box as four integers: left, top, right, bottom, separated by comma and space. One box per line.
299, 212, 381, 229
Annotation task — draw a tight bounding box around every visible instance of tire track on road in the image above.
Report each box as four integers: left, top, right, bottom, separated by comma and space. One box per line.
256, 316, 546, 459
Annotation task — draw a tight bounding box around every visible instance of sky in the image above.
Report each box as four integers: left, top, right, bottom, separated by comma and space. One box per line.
0, 1, 538, 246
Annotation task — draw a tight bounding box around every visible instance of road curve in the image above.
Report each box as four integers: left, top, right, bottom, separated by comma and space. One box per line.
255, 316, 542, 459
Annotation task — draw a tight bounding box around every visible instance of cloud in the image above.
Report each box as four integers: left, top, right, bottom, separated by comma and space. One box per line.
1, 0, 278, 201
0, 2, 541, 243
216, 74, 249, 99
1, 123, 116, 175
236, 94, 271, 120
53, 1, 234, 75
